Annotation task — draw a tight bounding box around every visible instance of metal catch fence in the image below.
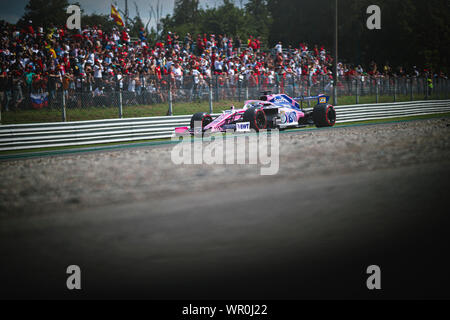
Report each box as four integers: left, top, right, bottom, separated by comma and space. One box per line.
1, 75, 448, 124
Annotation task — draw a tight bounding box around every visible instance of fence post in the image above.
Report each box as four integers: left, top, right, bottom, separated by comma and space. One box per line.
410, 78, 413, 101
436, 78, 439, 100
307, 85, 311, 107
443, 79, 446, 100
61, 89, 67, 122
168, 81, 173, 116
393, 78, 397, 103
418, 77, 421, 97
293, 77, 296, 97
433, 78, 440, 100
333, 78, 338, 106
292, 77, 296, 98
375, 80, 379, 104
245, 79, 249, 101
443, 78, 445, 100
118, 89, 123, 118
445, 79, 449, 100
238, 78, 241, 102
215, 76, 219, 102
355, 79, 359, 104
209, 83, 213, 114
433, 79, 437, 100
440, 78, 443, 100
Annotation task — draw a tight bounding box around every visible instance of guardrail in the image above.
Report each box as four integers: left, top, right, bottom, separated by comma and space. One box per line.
0, 100, 449, 152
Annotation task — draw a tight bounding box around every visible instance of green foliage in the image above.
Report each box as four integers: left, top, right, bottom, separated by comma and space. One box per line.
266, 0, 449, 72
160, 0, 269, 42
16, 0, 449, 73
18, 0, 70, 28
130, 16, 145, 38
201, 1, 246, 37
173, 0, 200, 25
244, 0, 272, 43
82, 13, 116, 32
412, 0, 450, 73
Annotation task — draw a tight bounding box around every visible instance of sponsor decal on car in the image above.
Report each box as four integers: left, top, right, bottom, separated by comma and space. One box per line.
272, 96, 289, 104
288, 112, 297, 123
280, 111, 287, 124
236, 122, 251, 132
280, 110, 298, 124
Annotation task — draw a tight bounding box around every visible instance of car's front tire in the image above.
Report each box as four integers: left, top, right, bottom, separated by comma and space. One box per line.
190, 112, 213, 131
243, 107, 268, 132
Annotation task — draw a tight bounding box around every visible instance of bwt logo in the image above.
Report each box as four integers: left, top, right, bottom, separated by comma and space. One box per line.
236, 122, 250, 132
66, 5, 81, 30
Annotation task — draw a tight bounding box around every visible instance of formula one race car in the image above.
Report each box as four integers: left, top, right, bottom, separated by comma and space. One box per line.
175, 92, 336, 135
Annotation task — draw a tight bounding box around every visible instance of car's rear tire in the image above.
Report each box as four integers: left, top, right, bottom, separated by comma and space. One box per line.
243, 107, 268, 132
313, 104, 336, 128
190, 112, 213, 130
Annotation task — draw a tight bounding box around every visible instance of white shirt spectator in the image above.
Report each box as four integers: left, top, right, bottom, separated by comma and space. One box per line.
192, 69, 200, 84
128, 78, 136, 92
173, 66, 183, 81
117, 74, 123, 89
93, 64, 103, 78
275, 43, 282, 54
228, 68, 235, 85
93, 87, 103, 96
87, 53, 95, 65
214, 60, 223, 72
113, 32, 120, 42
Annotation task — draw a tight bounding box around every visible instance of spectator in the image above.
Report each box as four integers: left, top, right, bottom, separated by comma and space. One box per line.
0, 19, 437, 112
275, 41, 282, 54
93, 60, 103, 91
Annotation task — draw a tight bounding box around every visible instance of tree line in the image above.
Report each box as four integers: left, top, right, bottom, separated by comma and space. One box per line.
9, 0, 450, 73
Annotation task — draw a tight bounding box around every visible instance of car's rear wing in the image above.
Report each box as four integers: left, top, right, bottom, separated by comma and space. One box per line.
293, 95, 330, 105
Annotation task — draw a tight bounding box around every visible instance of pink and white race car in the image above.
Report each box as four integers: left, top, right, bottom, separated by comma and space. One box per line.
175, 92, 336, 135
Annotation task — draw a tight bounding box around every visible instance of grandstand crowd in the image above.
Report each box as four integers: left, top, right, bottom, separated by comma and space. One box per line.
0, 20, 447, 110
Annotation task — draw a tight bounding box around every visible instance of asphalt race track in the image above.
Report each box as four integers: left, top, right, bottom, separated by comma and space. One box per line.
1, 117, 450, 299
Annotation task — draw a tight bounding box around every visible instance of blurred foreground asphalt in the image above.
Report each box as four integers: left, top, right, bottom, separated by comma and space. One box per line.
1, 161, 449, 299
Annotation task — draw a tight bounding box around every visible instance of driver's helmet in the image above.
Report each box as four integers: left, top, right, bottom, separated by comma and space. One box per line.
243, 102, 257, 110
